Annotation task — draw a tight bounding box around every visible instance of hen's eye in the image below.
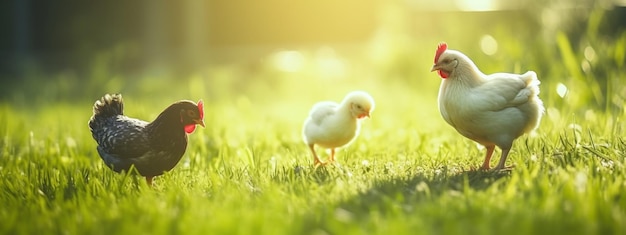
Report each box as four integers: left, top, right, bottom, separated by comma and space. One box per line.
187, 110, 196, 117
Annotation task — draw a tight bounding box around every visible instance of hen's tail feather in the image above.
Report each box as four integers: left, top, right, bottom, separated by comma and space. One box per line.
521, 71, 541, 94
92, 94, 124, 118
522, 71, 546, 118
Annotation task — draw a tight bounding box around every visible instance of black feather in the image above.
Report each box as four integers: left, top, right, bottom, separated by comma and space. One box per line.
92, 94, 123, 117
88, 94, 201, 178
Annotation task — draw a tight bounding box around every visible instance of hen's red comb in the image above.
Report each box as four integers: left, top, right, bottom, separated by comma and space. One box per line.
434, 42, 448, 63
197, 100, 204, 119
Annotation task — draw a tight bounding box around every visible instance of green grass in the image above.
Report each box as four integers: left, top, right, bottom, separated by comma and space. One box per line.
1, 71, 625, 234
2, 18, 626, 235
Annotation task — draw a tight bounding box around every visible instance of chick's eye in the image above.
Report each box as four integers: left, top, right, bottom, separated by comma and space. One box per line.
356, 104, 362, 109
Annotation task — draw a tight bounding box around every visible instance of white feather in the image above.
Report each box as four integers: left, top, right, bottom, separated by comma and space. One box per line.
433, 46, 544, 169
302, 91, 375, 164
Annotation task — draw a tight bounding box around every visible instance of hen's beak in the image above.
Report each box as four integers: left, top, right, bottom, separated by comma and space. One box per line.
430, 63, 440, 72
194, 119, 205, 127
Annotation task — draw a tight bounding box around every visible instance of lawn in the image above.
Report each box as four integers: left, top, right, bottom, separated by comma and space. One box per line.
1, 9, 626, 235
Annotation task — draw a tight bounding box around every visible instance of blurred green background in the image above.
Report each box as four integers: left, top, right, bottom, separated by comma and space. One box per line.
0, 0, 625, 119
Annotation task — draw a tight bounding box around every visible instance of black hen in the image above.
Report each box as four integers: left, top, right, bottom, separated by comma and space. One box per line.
88, 94, 205, 185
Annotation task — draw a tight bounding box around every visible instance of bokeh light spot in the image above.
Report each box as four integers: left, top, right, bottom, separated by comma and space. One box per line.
480, 35, 498, 56
315, 47, 346, 78
584, 46, 596, 62
556, 83, 568, 98
581, 60, 591, 73
273, 50, 305, 72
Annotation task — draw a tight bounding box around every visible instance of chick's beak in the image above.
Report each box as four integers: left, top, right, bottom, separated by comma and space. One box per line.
430, 63, 440, 72
194, 119, 205, 128
360, 111, 371, 119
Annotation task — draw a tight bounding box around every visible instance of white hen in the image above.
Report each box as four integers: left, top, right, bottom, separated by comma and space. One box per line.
303, 91, 375, 166
430, 42, 544, 170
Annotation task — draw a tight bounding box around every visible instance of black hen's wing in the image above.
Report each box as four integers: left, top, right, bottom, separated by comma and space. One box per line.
91, 115, 152, 172
91, 115, 187, 177
92, 116, 150, 158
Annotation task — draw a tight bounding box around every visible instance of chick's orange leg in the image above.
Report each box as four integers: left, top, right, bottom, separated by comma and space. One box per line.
494, 148, 511, 170
480, 145, 495, 170
309, 144, 324, 166
328, 148, 336, 163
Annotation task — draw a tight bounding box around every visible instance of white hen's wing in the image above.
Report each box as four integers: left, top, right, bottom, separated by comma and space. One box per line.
471, 71, 539, 111
308, 101, 338, 126
303, 101, 338, 146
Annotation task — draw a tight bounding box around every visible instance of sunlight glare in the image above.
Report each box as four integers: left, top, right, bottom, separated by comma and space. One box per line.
455, 0, 496, 11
